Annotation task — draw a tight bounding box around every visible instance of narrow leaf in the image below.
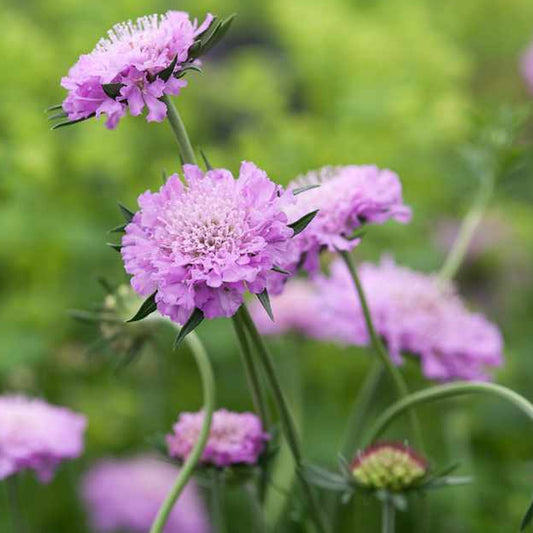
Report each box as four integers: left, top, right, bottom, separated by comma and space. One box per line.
45, 103, 63, 112
199, 148, 213, 170
174, 63, 202, 79
118, 202, 135, 222
272, 265, 290, 275
288, 210, 319, 236
102, 83, 124, 98
157, 55, 178, 82
109, 223, 127, 234
292, 184, 320, 195
51, 114, 95, 129
68, 310, 101, 323
256, 289, 274, 321
521, 495, 533, 531
196, 15, 219, 41
47, 111, 68, 121
127, 292, 157, 323
200, 14, 236, 55
174, 308, 204, 349
107, 243, 122, 253
96, 276, 114, 294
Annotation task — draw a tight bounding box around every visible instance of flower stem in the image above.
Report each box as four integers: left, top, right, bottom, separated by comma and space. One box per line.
381, 496, 396, 533
149, 330, 215, 533
339, 251, 425, 452
7, 476, 26, 533
237, 304, 330, 533
438, 173, 494, 283
162, 94, 197, 165
211, 469, 226, 533
365, 381, 533, 445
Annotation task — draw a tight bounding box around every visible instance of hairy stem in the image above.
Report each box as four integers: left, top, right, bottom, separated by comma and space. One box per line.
162, 95, 197, 166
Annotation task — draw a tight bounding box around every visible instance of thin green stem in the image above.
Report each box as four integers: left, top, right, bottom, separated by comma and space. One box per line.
381, 497, 395, 533
231, 314, 269, 427
247, 483, 267, 533
211, 470, 226, 533
162, 95, 197, 165
238, 304, 330, 533
7, 476, 26, 533
365, 381, 533, 445
149, 330, 215, 533
339, 251, 424, 452
438, 174, 494, 283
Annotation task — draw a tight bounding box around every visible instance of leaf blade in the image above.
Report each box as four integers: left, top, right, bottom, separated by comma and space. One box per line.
127, 291, 158, 323
174, 308, 204, 349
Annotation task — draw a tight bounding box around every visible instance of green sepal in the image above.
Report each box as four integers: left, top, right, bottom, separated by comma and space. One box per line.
256, 289, 274, 321
292, 184, 320, 195
199, 148, 213, 170
271, 265, 290, 275
521, 495, 533, 531
127, 291, 158, 323
174, 308, 204, 349
157, 55, 178, 82
107, 243, 122, 253
51, 114, 95, 130
288, 210, 319, 236
118, 202, 135, 222
102, 83, 124, 99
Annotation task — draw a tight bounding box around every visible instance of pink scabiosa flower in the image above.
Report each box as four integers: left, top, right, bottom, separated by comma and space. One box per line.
167, 409, 270, 468
121, 162, 296, 327
284, 166, 412, 273
521, 41, 533, 95
59, 11, 214, 129
81, 456, 209, 533
0, 395, 87, 483
315, 257, 503, 381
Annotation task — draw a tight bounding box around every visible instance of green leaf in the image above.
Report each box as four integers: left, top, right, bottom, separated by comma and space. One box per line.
45, 103, 63, 112
118, 202, 135, 222
271, 265, 290, 275
127, 291, 158, 323
292, 184, 320, 195
521, 495, 533, 531
200, 14, 236, 56
174, 63, 202, 79
174, 308, 204, 349
102, 83, 124, 98
199, 148, 213, 170
109, 223, 127, 234
47, 111, 68, 121
256, 289, 274, 321
107, 243, 122, 253
51, 114, 95, 129
288, 210, 319, 236
303, 464, 350, 491
157, 55, 178, 82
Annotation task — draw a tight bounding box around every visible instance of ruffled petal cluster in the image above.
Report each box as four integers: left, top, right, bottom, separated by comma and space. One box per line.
82, 456, 209, 533
61, 11, 212, 128
0, 395, 87, 483
314, 258, 503, 381
166, 409, 270, 467
284, 166, 412, 273
121, 162, 295, 323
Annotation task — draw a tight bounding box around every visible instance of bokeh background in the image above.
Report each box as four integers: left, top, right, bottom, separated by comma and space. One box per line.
1, 0, 533, 531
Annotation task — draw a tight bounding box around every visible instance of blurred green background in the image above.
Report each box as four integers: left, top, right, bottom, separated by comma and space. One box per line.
1, 0, 533, 531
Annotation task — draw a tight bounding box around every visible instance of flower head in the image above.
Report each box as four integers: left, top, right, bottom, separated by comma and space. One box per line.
61, 11, 213, 128
351, 443, 427, 492
0, 395, 87, 482
284, 166, 411, 273
121, 162, 295, 324
522, 41, 533, 95
315, 257, 503, 381
167, 409, 270, 467
82, 456, 209, 533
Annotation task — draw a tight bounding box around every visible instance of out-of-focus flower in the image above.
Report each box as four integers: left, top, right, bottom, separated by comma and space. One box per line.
284, 166, 411, 273
0, 395, 87, 483
82, 456, 209, 533
122, 162, 295, 324
521, 42, 533, 94
250, 278, 321, 336
60, 11, 213, 128
167, 409, 270, 467
315, 257, 503, 381
351, 443, 427, 492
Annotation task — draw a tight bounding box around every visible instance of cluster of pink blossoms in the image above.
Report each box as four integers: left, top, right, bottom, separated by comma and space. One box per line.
283, 165, 412, 273
82, 456, 209, 533
61, 11, 212, 128
167, 409, 270, 467
0, 395, 87, 483
121, 162, 294, 324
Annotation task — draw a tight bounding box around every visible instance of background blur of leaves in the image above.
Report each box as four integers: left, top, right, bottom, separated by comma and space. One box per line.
1, 0, 533, 531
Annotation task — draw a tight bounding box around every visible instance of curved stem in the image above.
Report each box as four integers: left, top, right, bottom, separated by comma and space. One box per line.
365, 381, 533, 445
238, 304, 331, 533
438, 174, 494, 283
381, 497, 396, 533
339, 251, 425, 452
162, 95, 197, 166
149, 330, 215, 533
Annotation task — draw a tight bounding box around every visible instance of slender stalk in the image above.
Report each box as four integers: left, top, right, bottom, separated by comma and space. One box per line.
339, 251, 424, 452
7, 476, 26, 533
438, 174, 494, 283
365, 381, 533, 445
237, 304, 330, 533
149, 330, 215, 533
211, 470, 226, 533
231, 315, 269, 427
247, 483, 267, 533
162, 95, 197, 165
381, 496, 396, 533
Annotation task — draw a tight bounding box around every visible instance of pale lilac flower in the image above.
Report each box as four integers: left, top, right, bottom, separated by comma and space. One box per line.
121, 162, 295, 324
284, 166, 412, 273
0, 395, 87, 483
521, 41, 533, 94
167, 409, 270, 467
250, 279, 322, 336
82, 456, 209, 533
315, 258, 503, 382
61, 11, 213, 128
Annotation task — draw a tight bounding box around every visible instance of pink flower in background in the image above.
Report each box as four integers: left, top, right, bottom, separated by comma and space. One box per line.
284, 166, 411, 273
82, 456, 209, 533
167, 409, 270, 467
121, 162, 295, 324
521, 41, 533, 94
315, 257, 503, 382
61, 11, 213, 128
0, 395, 87, 483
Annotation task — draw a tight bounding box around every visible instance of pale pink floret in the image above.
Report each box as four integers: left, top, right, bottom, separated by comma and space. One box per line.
121, 162, 295, 324
61, 11, 213, 128
284, 166, 412, 273
0, 395, 87, 483
167, 409, 270, 467
82, 456, 209, 533
315, 258, 503, 382
521, 41, 533, 94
